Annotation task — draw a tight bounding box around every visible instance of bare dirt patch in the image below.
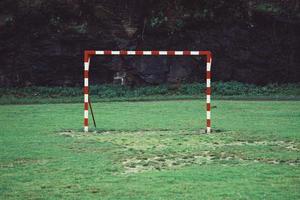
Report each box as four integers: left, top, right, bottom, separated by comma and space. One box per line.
122, 151, 300, 174
57, 130, 300, 174
122, 152, 215, 174
58, 130, 77, 137
220, 140, 300, 151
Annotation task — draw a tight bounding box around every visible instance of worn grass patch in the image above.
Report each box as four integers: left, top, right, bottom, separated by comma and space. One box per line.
61, 130, 300, 175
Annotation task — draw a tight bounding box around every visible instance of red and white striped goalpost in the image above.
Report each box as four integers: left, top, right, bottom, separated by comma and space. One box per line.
84, 50, 212, 133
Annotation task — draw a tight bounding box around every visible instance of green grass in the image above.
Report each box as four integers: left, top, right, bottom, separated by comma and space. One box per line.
1, 100, 300, 199
1, 82, 299, 104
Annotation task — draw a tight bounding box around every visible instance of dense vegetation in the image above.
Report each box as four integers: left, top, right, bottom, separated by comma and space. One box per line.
0, 0, 299, 87
0, 82, 299, 104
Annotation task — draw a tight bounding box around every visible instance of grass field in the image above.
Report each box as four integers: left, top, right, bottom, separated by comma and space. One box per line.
1, 100, 300, 199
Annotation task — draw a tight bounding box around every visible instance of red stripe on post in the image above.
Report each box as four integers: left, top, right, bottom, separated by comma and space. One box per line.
206, 119, 211, 127
199, 51, 212, 63
167, 51, 175, 56
206, 71, 211, 79
83, 86, 89, 94
84, 118, 88, 126
183, 51, 191, 55
206, 87, 211, 95
199, 51, 211, 56
84, 70, 89, 78
207, 103, 211, 111
151, 51, 159, 55
136, 51, 143, 55
84, 102, 88, 110
84, 50, 95, 62
120, 50, 127, 55
104, 50, 112, 55
207, 52, 212, 63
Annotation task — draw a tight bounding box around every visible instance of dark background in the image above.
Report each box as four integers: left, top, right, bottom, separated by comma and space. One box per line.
0, 0, 299, 87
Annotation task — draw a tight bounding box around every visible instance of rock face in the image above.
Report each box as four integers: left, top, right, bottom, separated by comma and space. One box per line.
0, 0, 299, 87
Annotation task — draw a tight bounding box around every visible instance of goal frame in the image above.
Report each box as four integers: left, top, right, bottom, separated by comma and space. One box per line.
83, 50, 212, 133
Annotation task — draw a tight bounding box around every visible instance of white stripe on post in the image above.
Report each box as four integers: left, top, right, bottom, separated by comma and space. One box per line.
111, 51, 120, 55
207, 79, 211, 87
159, 51, 167, 55
191, 51, 199, 55
84, 62, 89, 71
207, 62, 211, 71
143, 51, 152, 55
127, 51, 136, 55
84, 110, 88, 119
206, 95, 211, 103
206, 127, 211, 133
84, 78, 88, 86
96, 51, 104, 55
207, 111, 211, 119
84, 126, 88, 132
175, 51, 183, 55
84, 94, 89, 103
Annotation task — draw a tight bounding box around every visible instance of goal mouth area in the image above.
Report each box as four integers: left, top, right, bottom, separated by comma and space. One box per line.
83, 50, 212, 133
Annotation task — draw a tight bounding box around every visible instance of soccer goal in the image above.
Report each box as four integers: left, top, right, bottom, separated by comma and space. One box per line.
83, 50, 212, 133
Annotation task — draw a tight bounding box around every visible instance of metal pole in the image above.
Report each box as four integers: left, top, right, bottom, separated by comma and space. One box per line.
88, 97, 97, 128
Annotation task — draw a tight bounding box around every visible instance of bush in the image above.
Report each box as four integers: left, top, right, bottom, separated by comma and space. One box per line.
0, 82, 299, 104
